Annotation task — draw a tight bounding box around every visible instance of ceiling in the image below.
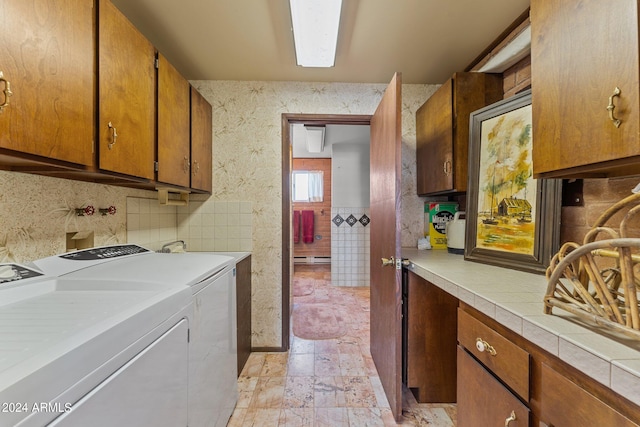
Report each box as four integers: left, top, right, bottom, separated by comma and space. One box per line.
109, 0, 530, 85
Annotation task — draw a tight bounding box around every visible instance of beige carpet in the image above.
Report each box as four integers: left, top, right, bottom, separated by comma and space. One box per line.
292, 303, 346, 340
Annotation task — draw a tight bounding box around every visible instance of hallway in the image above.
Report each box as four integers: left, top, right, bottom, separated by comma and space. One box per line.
227, 266, 457, 426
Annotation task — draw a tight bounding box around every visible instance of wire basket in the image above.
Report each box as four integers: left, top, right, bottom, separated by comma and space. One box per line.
544, 193, 640, 339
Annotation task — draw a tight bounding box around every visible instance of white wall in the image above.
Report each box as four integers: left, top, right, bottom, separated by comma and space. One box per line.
332, 143, 370, 208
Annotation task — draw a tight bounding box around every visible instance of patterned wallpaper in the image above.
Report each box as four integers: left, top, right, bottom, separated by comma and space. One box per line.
0, 80, 438, 349
0, 171, 153, 263
191, 80, 438, 348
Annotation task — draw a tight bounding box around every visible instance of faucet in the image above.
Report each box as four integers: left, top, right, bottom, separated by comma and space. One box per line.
159, 240, 187, 253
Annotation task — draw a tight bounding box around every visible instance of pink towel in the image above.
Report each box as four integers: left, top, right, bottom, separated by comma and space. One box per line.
302, 210, 314, 243
293, 210, 301, 243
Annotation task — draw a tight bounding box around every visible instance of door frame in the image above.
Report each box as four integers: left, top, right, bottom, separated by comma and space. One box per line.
280, 113, 372, 351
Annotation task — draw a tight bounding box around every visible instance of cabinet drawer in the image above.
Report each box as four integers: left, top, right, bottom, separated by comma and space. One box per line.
540, 363, 639, 427
457, 346, 529, 427
458, 308, 529, 400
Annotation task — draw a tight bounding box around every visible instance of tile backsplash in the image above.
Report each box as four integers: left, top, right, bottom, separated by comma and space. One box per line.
331, 208, 371, 287
126, 197, 178, 251
177, 200, 253, 252
125, 197, 253, 253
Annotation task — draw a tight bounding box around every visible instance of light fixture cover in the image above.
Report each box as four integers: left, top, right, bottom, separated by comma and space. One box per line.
305, 125, 326, 153
289, 0, 342, 67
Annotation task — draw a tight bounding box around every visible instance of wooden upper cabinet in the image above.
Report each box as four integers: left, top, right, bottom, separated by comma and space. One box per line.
98, 0, 155, 180
0, 0, 94, 166
416, 72, 502, 196
190, 87, 213, 193
157, 54, 190, 188
531, 0, 640, 178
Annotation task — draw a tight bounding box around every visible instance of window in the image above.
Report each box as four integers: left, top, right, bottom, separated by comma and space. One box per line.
292, 171, 323, 202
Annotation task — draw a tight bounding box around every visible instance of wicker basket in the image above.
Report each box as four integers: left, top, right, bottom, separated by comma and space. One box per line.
544, 193, 640, 339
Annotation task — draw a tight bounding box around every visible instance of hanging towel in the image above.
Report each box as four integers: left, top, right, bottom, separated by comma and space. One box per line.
293, 210, 301, 243
302, 210, 314, 243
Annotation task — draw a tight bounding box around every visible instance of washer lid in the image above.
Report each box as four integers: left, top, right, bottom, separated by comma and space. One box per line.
31, 244, 152, 277
62, 252, 235, 287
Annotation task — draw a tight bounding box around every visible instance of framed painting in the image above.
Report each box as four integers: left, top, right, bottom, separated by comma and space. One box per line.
464, 90, 562, 274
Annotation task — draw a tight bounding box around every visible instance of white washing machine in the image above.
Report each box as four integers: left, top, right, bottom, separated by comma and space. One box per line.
33, 245, 239, 427
0, 247, 193, 427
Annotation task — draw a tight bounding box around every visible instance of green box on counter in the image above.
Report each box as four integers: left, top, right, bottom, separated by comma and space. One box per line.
426, 202, 458, 249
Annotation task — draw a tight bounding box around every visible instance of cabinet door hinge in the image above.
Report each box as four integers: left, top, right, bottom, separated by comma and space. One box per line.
154, 161, 159, 172
154, 57, 159, 69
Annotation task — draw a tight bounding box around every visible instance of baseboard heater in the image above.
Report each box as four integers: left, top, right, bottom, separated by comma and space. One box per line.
294, 256, 331, 264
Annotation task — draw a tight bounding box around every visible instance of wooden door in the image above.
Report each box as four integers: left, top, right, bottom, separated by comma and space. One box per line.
369, 72, 403, 420
0, 0, 94, 166
98, 0, 155, 179
157, 54, 190, 188
190, 87, 213, 193
531, 0, 640, 177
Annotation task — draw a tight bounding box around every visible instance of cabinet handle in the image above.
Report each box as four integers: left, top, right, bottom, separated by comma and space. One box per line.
443, 160, 452, 176
0, 71, 13, 112
505, 411, 516, 426
475, 337, 497, 356
183, 156, 190, 173
606, 86, 622, 128
107, 122, 117, 150
192, 160, 200, 176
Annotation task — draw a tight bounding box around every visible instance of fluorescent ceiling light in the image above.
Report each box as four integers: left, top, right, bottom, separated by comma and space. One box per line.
289, 0, 342, 67
305, 125, 326, 153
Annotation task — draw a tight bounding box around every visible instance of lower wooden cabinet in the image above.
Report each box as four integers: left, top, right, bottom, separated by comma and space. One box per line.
235, 255, 252, 376
457, 346, 530, 427
405, 270, 458, 402
539, 363, 639, 427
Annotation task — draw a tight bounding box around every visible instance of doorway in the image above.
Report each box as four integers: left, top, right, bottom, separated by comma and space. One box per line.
281, 113, 372, 351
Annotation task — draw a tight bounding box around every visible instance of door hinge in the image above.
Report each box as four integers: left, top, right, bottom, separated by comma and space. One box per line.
154, 161, 159, 172
154, 57, 159, 69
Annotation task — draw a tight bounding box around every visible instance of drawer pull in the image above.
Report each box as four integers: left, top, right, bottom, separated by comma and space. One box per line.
475, 337, 497, 356
504, 410, 516, 426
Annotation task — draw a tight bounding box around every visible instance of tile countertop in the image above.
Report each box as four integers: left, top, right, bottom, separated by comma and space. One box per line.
402, 248, 640, 407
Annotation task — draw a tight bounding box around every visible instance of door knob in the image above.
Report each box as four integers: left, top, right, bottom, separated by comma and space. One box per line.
381, 257, 395, 267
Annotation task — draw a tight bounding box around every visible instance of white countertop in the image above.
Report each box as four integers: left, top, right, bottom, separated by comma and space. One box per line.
402, 248, 640, 407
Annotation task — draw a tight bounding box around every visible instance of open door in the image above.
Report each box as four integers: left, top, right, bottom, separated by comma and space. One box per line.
369, 72, 403, 420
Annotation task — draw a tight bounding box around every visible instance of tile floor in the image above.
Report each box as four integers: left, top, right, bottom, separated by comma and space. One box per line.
227, 266, 457, 426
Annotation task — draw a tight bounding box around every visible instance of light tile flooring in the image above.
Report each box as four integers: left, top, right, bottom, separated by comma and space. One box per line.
227, 266, 457, 426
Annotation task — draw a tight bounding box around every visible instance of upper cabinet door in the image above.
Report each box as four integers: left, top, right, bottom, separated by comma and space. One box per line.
416, 78, 454, 195
0, 0, 94, 166
190, 87, 212, 193
98, 0, 155, 180
157, 54, 190, 188
531, 0, 640, 178
416, 73, 502, 196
